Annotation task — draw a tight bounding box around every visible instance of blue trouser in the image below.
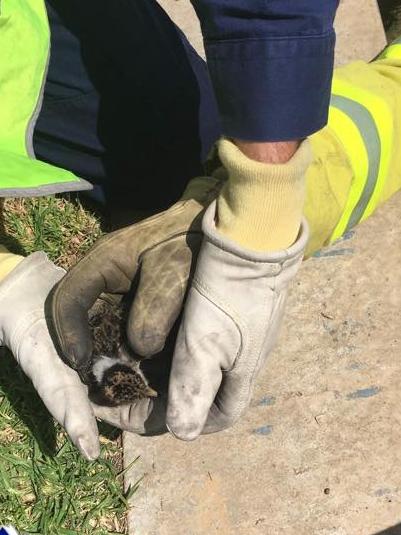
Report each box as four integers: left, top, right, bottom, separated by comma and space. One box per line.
33, 0, 338, 209
193, 0, 339, 140
34, 0, 221, 210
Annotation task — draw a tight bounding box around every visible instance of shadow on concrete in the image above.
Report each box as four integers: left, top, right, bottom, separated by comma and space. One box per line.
375, 523, 401, 534
378, 0, 401, 40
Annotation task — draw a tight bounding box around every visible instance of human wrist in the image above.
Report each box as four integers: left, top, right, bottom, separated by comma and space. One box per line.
233, 139, 301, 164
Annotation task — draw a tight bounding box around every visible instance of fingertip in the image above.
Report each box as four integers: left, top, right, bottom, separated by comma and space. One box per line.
64, 403, 100, 460
166, 361, 221, 443
166, 399, 204, 441
77, 436, 101, 461
166, 421, 201, 442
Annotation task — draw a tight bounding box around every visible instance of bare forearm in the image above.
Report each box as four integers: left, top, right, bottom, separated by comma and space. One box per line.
233, 139, 301, 164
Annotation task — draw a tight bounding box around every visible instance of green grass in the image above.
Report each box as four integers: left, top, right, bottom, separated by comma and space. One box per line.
0, 196, 134, 534
0, 196, 104, 269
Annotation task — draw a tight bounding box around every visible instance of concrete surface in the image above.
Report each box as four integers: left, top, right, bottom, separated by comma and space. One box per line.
156, 0, 387, 64
125, 2, 396, 534
157, 0, 204, 58
335, 0, 387, 65
125, 190, 401, 534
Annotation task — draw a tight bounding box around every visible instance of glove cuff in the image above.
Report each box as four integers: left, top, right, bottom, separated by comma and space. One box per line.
0, 251, 64, 298
216, 138, 311, 251
0, 251, 65, 346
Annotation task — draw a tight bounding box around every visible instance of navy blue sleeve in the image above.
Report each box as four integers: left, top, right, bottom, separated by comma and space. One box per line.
191, 0, 339, 141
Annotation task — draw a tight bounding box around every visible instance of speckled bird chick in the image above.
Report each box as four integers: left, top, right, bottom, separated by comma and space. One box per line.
87, 298, 157, 407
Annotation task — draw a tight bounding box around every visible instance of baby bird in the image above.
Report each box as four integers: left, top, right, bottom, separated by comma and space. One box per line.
87, 298, 157, 407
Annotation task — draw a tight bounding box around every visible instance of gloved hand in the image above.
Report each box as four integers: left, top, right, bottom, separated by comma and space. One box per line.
51, 176, 222, 381
0, 252, 100, 459
166, 200, 308, 438
166, 139, 311, 439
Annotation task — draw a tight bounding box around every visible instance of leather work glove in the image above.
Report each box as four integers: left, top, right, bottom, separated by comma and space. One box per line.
51, 176, 222, 381
0, 252, 100, 460
167, 201, 308, 438
166, 140, 311, 439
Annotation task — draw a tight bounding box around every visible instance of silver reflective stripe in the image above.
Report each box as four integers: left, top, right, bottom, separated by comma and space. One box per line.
391, 36, 401, 45
25, 44, 50, 158
0, 177, 93, 198
330, 95, 381, 231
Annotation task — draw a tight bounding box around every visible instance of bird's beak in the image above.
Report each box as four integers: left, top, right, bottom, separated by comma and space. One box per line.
145, 386, 158, 398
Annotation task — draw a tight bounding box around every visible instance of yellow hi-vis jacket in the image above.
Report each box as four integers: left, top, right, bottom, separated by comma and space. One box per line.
1, 38, 401, 279
305, 37, 401, 256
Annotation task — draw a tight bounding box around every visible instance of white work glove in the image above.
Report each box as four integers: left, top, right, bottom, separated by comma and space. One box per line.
0, 251, 154, 451
166, 200, 309, 439
0, 252, 102, 459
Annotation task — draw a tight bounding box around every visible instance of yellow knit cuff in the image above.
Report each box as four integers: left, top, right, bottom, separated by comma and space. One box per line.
216, 139, 312, 251
0, 246, 24, 283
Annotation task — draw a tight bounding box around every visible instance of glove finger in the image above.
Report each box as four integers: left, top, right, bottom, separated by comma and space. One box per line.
166, 278, 243, 440
18, 320, 100, 460
128, 235, 200, 357
63, 395, 100, 461
166, 325, 223, 441
51, 232, 139, 377
92, 398, 153, 433
166, 292, 228, 441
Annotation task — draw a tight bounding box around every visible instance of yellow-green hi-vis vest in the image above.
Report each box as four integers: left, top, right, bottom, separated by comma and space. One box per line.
304, 36, 401, 257
0, 0, 91, 196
